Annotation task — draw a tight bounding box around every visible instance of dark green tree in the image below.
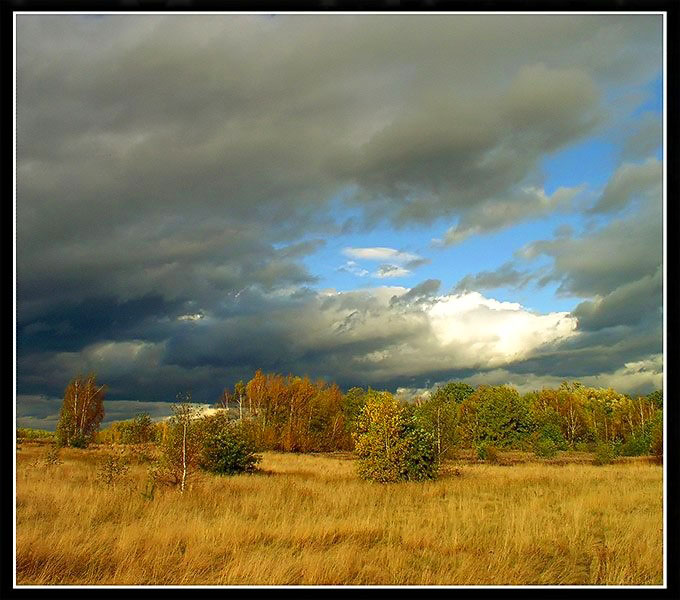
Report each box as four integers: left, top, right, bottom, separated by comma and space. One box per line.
199, 412, 261, 475
412, 392, 460, 463
459, 385, 533, 448
431, 382, 475, 404
342, 387, 368, 434
118, 413, 156, 444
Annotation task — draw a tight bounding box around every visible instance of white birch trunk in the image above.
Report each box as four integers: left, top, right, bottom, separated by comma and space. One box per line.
181, 418, 187, 493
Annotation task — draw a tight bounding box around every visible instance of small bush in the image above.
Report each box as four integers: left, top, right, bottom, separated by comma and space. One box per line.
97, 452, 130, 485
141, 462, 161, 500
534, 436, 558, 459
159, 400, 204, 491
200, 416, 261, 475
402, 425, 438, 481
354, 392, 438, 483
620, 434, 651, 457
118, 413, 158, 444
141, 479, 156, 501
66, 433, 88, 449
612, 439, 624, 456
593, 442, 616, 466
486, 445, 501, 463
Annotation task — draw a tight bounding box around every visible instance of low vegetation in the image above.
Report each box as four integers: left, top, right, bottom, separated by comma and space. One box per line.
15, 371, 664, 585
15, 445, 662, 585
16, 428, 54, 441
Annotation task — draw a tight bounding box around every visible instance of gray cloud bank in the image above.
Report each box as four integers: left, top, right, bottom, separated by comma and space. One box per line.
451, 157, 662, 394
16, 15, 663, 423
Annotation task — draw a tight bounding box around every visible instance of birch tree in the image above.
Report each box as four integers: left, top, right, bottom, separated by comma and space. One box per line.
412, 393, 460, 464
234, 380, 246, 421
56, 374, 106, 447
162, 396, 202, 493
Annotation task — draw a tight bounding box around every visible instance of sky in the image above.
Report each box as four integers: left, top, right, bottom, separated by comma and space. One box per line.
15, 13, 664, 429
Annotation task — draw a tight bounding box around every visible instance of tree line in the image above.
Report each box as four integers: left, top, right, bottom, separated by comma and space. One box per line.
55, 370, 664, 457
49, 371, 663, 484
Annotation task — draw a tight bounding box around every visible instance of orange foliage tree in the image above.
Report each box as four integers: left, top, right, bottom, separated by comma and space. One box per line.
244, 370, 351, 452
56, 374, 106, 448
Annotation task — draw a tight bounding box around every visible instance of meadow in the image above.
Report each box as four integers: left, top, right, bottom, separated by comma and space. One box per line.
15, 442, 663, 586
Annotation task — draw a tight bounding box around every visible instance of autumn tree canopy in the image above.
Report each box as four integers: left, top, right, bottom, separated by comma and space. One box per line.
56, 374, 106, 448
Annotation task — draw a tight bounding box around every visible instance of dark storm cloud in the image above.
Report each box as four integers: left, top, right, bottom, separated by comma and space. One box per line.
17, 294, 183, 354
15, 14, 663, 420
16, 395, 63, 430
343, 65, 599, 232
571, 268, 662, 332
17, 15, 661, 255
503, 325, 662, 380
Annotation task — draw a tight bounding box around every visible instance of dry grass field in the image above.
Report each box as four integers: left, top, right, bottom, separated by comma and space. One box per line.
16, 443, 663, 586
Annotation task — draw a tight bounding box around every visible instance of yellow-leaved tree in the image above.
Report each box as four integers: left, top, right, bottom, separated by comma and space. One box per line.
56, 374, 106, 448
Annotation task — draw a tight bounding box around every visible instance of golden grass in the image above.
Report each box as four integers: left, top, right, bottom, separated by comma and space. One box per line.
16, 444, 663, 586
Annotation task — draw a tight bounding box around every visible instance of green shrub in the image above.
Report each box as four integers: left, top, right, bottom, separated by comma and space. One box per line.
486, 445, 501, 463
354, 391, 438, 483
574, 441, 591, 452
534, 436, 558, 458
593, 442, 616, 465
354, 392, 409, 483
68, 434, 88, 449
538, 422, 568, 451
199, 415, 261, 475
620, 434, 651, 457
612, 439, 624, 456
402, 425, 438, 481
118, 413, 157, 444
